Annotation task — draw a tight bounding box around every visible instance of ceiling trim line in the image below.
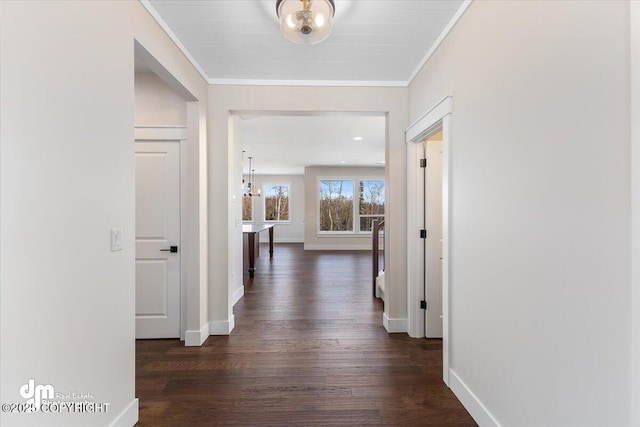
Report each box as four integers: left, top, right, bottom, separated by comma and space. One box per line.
406, 0, 473, 85
139, 0, 210, 82
208, 79, 408, 88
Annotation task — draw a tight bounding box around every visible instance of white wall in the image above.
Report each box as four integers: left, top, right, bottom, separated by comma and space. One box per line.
246, 175, 305, 243
208, 85, 407, 334
631, 4, 640, 425
409, 1, 630, 426
304, 166, 385, 250
0, 1, 208, 425
135, 71, 187, 126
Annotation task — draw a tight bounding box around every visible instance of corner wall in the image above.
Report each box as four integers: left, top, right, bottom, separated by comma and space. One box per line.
409, 1, 631, 425
0, 1, 208, 425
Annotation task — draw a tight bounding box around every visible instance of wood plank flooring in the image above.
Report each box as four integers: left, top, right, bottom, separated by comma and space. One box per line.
136, 243, 476, 426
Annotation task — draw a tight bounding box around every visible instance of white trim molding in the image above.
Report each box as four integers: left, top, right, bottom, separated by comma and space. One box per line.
232, 285, 244, 306
407, 1, 473, 84
406, 96, 453, 141
209, 79, 407, 87
138, 1, 209, 82
304, 244, 371, 251
209, 315, 235, 335
140, 1, 471, 88
185, 322, 210, 347
450, 370, 502, 427
405, 96, 452, 385
259, 237, 304, 244
108, 398, 139, 427
382, 314, 408, 333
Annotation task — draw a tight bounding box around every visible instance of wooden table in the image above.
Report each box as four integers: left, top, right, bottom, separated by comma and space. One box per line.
242, 224, 274, 278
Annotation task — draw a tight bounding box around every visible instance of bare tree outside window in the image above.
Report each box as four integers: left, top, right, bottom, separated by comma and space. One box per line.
319, 180, 354, 231
242, 195, 252, 221
359, 180, 385, 232
264, 184, 289, 221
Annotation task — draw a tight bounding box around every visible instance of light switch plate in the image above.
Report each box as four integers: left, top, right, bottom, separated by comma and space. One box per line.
111, 228, 123, 252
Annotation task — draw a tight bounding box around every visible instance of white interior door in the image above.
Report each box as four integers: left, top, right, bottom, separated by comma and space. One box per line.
425, 139, 443, 338
135, 141, 181, 339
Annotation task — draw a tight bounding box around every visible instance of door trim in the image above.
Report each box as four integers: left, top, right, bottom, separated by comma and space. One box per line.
405, 96, 452, 386
135, 126, 187, 340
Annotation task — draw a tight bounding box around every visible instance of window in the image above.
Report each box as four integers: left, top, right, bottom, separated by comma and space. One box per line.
263, 183, 290, 222
358, 179, 385, 232
242, 195, 253, 222
319, 180, 354, 231
318, 178, 385, 234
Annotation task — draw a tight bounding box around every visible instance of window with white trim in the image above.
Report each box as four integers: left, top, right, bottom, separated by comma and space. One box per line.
318, 178, 385, 234
263, 183, 290, 222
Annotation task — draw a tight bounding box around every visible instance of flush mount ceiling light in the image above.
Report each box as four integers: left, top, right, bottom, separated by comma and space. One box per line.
276, 0, 335, 45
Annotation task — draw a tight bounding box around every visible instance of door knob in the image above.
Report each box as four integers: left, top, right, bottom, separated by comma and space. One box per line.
160, 246, 178, 253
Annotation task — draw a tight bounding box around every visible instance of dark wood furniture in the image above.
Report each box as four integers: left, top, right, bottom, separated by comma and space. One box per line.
242, 224, 274, 278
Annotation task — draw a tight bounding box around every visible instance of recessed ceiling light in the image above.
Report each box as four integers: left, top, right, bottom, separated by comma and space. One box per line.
352, 136, 363, 141
340, 160, 347, 164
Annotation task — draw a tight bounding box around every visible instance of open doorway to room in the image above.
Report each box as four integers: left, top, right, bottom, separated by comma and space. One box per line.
422, 130, 444, 339
232, 113, 387, 324
406, 96, 452, 385
133, 42, 200, 341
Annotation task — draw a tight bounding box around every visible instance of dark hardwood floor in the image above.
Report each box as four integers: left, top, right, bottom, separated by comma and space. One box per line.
136, 243, 476, 426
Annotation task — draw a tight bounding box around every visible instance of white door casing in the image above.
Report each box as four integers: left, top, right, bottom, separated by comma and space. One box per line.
135, 140, 181, 339
425, 139, 443, 338
406, 96, 452, 385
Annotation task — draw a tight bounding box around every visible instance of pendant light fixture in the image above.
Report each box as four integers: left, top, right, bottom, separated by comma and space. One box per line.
276, 0, 335, 45
244, 156, 261, 197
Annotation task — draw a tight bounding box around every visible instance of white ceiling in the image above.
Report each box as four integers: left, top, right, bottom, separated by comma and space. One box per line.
144, 0, 466, 84
141, 1, 465, 174
241, 115, 385, 175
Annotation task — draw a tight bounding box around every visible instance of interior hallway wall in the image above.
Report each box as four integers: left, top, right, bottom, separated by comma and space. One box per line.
0, 1, 209, 425
135, 71, 187, 126
409, 1, 631, 425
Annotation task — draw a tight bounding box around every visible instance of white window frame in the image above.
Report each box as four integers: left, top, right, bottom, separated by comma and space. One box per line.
317, 177, 385, 235
263, 182, 291, 223
357, 179, 386, 234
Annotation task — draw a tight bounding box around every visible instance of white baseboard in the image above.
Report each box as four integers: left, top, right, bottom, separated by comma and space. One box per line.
383, 313, 408, 333
304, 244, 371, 251
108, 398, 138, 427
259, 237, 304, 243
449, 370, 502, 427
232, 285, 245, 306
185, 322, 210, 346
209, 315, 235, 335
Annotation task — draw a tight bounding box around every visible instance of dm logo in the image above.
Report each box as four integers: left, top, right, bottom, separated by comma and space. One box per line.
19, 379, 55, 412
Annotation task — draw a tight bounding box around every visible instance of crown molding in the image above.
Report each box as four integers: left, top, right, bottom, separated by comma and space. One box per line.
407, 0, 473, 85
207, 78, 408, 87
139, 0, 472, 88
138, 0, 209, 82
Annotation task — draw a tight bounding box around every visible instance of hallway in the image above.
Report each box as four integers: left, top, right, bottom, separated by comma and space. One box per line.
136, 244, 476, 426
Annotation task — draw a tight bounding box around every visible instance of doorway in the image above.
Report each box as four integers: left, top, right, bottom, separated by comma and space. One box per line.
406, 96, 452, 384
423, 131, 443, 338
134, 139, 182, 339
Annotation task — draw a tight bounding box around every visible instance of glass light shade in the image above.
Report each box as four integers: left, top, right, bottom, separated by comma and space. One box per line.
276, 0, 335, 45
